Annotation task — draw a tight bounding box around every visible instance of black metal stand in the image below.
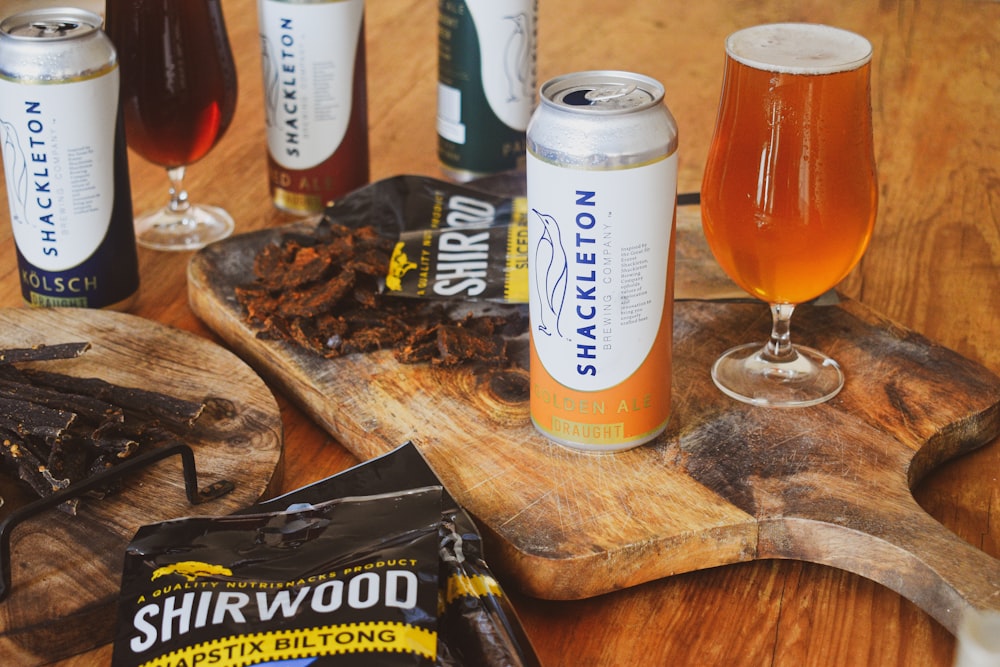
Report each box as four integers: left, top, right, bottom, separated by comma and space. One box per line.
0, 441, 234, 602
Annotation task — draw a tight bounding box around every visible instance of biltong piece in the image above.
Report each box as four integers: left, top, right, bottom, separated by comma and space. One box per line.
236, 222, 527, 367
398, 313, 515, 368
20, 369, 205, 428
0, 342, 90, 365
0, 342, 208, 513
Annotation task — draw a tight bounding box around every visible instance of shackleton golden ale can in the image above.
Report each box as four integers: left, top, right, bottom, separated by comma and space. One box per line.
527, 71, 678, 452
258, 0, 370, 213
0, 8, 140, 309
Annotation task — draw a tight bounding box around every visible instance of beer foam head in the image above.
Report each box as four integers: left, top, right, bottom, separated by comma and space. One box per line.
726, 23, 872, 74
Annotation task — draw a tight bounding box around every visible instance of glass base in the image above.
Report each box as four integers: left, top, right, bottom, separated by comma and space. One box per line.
135, 203, 234, 251
711, 341, 844, 408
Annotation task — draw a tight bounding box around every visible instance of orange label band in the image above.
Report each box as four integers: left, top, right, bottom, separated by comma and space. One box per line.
529, 310, 673, 451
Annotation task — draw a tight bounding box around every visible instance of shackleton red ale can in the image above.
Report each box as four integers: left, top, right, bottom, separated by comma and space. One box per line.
258, 0, 370, 213
437, 0, 537, 181
0, 8, 140, 310
527, 71, 678, 451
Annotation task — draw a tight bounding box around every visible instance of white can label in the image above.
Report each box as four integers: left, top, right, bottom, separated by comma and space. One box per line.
259, 0, 363, 170
0, 72, 118, 272
464, 0, 535, 132
527, 151, 678, 391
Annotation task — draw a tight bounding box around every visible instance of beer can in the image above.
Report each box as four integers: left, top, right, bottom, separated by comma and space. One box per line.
258, 0, 370, 214
0, 7, 140, 310
526, 71, 678, 452
437, 0, 536, 181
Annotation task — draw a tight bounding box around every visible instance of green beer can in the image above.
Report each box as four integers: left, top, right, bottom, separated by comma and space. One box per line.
437, 0, 537, 181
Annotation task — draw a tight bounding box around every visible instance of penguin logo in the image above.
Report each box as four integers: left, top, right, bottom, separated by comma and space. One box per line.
532, 208, 568, 339
503, 12, 533, 102
0, 119, 28, 225
259, 35, 279, 128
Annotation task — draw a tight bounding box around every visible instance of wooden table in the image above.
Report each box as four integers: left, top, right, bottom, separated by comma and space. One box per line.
0, 0, 997, 664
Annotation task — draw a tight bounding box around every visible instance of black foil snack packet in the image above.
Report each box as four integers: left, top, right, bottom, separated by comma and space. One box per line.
436, 513, 539, 667
234, 176, 530, 367
112, 486, 443, 666
319, 174, 528, 303
247, 443, 541, 667
113, 443, 541, 667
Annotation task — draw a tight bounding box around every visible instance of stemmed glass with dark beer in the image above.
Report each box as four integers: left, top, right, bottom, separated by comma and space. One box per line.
701, 23, 878, 407
106, 0, 237, 251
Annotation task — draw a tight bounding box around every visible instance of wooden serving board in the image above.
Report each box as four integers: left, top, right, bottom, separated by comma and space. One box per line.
0, 308, 284, 664
188, 208, 1000, 636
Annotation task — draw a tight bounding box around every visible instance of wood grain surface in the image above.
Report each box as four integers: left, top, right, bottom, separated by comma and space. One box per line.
0, 308, 284, 664
0, 0, 995, 664
187, 208, 1000, 635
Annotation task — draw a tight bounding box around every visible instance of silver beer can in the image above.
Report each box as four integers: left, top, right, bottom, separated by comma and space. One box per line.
526, 71, 678, 452
0, 7, 139, 309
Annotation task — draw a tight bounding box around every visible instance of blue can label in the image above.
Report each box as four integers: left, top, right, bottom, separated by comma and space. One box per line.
0, 68, 139, 308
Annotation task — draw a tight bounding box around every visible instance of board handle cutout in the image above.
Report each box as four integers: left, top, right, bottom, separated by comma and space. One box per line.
758, 489, 1000, 634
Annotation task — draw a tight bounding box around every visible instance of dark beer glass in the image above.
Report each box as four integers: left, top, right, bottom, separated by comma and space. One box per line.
106, 0, 238, 250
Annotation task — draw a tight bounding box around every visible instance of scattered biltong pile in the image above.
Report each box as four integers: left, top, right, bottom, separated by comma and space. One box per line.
235, 220, 526, 367
0, 342, 205, 514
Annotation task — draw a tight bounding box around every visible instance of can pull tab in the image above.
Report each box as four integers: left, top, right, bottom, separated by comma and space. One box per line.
27, 20, 80, 37
562, 83, 639, 106
585, 84, 638, 102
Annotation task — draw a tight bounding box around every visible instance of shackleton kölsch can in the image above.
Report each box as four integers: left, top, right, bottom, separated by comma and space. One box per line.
0, 8, 140, 310
527, 71, 678, 452
437, 0, 537, 181
258, 0, 370, 213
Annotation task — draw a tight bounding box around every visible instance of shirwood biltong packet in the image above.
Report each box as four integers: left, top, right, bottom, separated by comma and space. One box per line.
320, 174, 528, 303
112, 443, 541, 667
234, 175, 530, 367
112, 487, 442, 666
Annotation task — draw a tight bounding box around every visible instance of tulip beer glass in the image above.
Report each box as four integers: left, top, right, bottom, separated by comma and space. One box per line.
701, 23, 877, 406
106, 0, 237, 250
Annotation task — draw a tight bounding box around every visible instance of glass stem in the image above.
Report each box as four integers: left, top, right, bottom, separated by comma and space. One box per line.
763, 303, 797, 363
166, 166, 191, 215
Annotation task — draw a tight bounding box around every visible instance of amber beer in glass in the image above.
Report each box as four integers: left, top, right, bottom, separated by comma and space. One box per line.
109, 0, 236, 169
106, 0, 238, 250
701, 23, 877, 406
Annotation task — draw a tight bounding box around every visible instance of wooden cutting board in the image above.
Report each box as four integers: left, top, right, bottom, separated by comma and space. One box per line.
0, 308, 284, 664
187, 207, 1000, 636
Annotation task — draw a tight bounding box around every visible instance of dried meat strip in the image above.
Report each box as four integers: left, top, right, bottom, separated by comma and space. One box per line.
47, 436, 91, 488
235, 222, 527, 367
435, 324, 507, 368
1, 429, 63, 498
0, 342, 212, 512
255, 242, 332, 292
277, 268, 359, 319
0, 375, 122, 424
0, 342, 91, 365
19, 369, 205, 428
0, 395, 77, 440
